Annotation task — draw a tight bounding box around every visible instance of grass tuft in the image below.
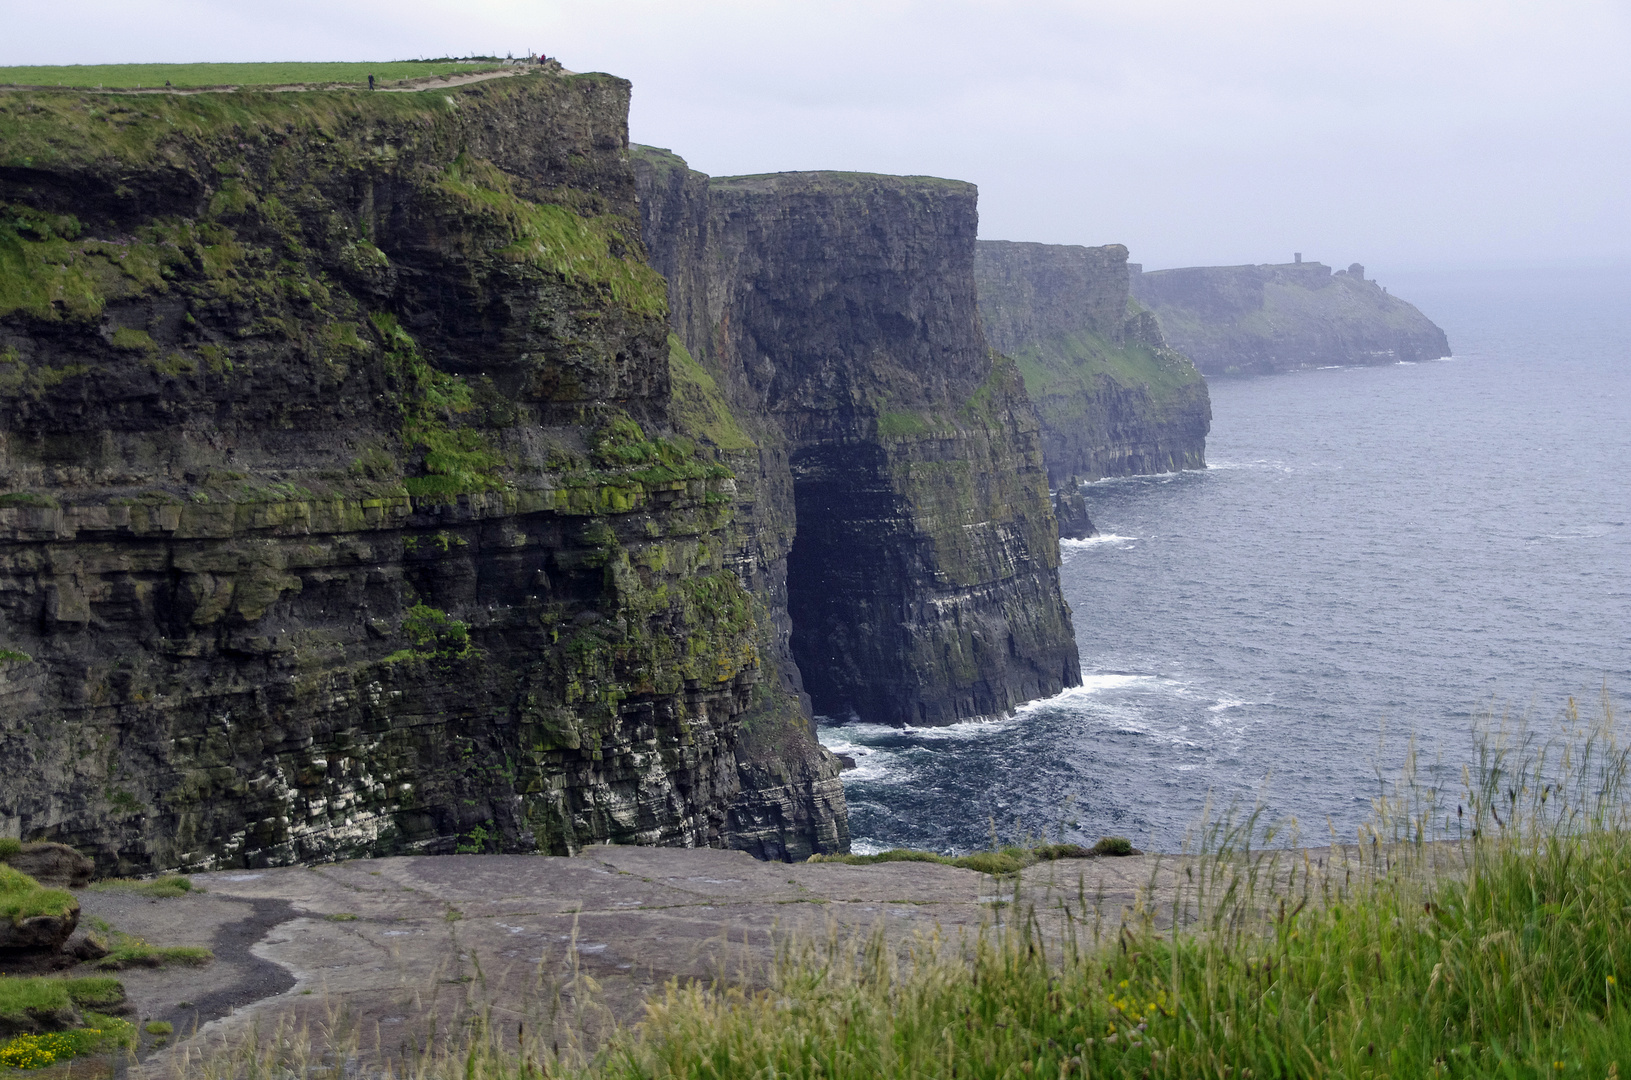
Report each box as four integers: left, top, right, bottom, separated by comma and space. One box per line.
85, 874, 198, 898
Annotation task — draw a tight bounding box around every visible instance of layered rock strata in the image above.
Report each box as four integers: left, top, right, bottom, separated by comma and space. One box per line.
0, 74, 845, 871
1130, 260, 1451, 376
635, 150, 1081, 728
975, 240, 1211, 485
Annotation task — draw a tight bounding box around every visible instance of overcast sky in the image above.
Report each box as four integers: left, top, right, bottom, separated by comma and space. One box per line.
5, 1, 1629, 272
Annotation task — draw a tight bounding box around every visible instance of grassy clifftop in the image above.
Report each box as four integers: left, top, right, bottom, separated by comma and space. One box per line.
0, 61, 509, 89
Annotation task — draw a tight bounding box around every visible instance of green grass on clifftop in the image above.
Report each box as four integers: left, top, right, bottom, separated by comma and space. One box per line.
0, 61, 506, 89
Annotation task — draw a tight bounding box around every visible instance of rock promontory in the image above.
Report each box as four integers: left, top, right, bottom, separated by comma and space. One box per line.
1130, 259, 1450, 375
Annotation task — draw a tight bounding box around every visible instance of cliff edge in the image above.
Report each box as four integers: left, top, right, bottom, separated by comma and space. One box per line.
974, 240, 1210, 485
1130, 260, 1450, 376
635, 149, 1081, 728
0, 75, 845, 870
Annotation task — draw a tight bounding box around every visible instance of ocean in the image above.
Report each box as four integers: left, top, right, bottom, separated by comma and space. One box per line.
820, 265, 1631, 854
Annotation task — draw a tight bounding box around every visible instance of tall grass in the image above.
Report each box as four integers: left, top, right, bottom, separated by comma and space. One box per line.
168, 696, 1631, 1079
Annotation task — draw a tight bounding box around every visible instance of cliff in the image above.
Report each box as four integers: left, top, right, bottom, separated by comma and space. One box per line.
1129, 260, 1451, 376
974, 240, 1210, 484
0, 74, 845, 871
634, 149, 1081, 728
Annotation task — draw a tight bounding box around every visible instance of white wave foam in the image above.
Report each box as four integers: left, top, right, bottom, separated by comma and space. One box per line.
1084, 468, 1203, 487
1207, 459, 1291, 473
1060, 534, 1136, 550
1207, 697, 1249, 713
1012, 674, 1158, 717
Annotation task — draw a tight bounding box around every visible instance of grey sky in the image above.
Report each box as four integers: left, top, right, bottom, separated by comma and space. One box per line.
5, 1, 1629, 272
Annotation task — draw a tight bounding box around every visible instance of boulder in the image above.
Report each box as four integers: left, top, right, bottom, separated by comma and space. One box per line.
0, 864, 81, 955
0, 1000, 81, 1038
3, 843, 95, 888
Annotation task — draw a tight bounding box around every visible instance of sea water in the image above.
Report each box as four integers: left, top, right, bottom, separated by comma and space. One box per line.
820, 266, 1631, 854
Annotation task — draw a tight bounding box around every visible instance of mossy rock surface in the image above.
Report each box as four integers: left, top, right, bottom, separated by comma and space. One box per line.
0, 865, 79, 952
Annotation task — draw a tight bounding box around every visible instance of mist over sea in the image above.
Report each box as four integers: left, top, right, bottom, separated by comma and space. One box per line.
821, 265, 1631, 855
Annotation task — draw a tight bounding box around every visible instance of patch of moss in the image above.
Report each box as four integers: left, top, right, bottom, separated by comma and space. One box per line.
384, 602, 476, 665
667, 335, 753, 451
876, 410, 932, 438
369, 313, 505, 500
0, 492, 57, 508
93, 941, 212, 971
437, 154, 667, 318
109, 326, 155, 352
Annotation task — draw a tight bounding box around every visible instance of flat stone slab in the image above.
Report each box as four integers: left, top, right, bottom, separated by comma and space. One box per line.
80, 848, 1166, 1074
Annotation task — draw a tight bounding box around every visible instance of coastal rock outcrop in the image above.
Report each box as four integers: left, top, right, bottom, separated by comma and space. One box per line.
635, 149, 1081, 727
0, 74, 845, 871
1129, 259, 1450, 375
974, 241, 1210, 485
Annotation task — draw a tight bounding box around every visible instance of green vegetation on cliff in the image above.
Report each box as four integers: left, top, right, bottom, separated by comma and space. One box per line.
436, 154, 667, 318
667, 335, 753, 452
1010, 326, 1196, 412
973, 240, 1209, 484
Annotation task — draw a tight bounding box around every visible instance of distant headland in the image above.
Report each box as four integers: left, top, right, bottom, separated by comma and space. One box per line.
1130, 256, 1450, 376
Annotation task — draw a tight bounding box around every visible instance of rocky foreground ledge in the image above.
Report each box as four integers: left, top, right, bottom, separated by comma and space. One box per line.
89, 848, 1169, 1074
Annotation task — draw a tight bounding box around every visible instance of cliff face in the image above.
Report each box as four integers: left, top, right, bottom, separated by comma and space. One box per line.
1130, 260, 1451, 376
0, 75, 845, 871
635, 151, 1080, 728
974, 241, 1210, 484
